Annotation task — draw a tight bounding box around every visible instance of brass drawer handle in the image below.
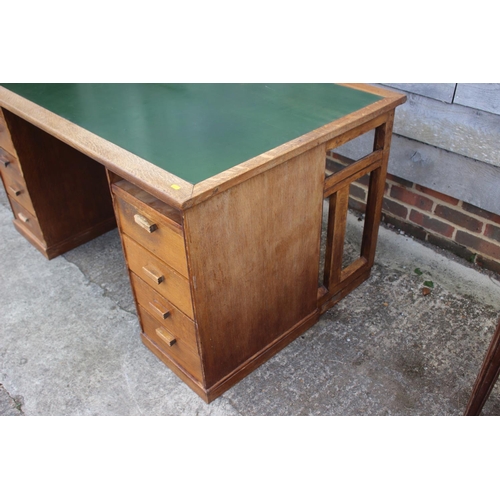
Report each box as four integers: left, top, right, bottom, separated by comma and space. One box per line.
9, 185, 22, 196
149, 300, 170, 320
18, 212, 29, 223
155, 327, 176, 347
142, 265, 164, 284
134, 213, 157, 233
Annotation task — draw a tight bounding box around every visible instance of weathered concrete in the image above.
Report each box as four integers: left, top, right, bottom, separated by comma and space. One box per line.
1, 189, 499, 416
0, 384, 23, 416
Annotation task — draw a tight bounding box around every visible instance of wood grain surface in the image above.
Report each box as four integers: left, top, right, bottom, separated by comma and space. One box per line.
184, 145, 326, 388
121, 234, 194, 318
0, 108, 17, 156
112, 183, 189, 277
3, 109, 117, 256
130, 272, 197, 351
465, 316, 500, 415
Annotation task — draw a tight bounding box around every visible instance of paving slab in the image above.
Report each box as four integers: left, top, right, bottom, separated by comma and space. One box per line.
1, 188, 499, 415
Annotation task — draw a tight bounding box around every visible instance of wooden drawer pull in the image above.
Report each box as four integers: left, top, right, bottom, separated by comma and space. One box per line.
18, 212, 29, 223
134, 213, 157, 233
149, 300, 170, 320
155, 327, 176, 347
142, 265, 164, 284
9, 185, 21, 196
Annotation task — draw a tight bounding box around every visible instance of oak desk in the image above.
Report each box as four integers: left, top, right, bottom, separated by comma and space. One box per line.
0, 84, 405, 402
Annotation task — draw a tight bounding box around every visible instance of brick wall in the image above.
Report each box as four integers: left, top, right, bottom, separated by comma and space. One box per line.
326, 153, 500, 276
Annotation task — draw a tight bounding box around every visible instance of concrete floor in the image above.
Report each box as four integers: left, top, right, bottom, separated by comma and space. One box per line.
1, 187, 500, 416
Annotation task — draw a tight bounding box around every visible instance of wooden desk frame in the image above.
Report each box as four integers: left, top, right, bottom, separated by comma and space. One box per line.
0, 84, 406, 402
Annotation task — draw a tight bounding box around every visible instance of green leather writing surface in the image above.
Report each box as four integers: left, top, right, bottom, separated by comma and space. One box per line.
1, 84, 381, 184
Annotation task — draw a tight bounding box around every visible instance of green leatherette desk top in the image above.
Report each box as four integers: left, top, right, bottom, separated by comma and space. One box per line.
0, 84, 381, 184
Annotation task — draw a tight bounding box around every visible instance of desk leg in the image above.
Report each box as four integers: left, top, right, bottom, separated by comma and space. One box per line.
319, 112, 395, 314
361, 115, 394, 267
464, 317, 500, 416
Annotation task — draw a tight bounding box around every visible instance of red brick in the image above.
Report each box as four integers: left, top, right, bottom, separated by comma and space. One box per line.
415, 185, 459, 206
386, 173, 414, 188
325, 157, 344, 175
349, 197, 366, 214
455, 231, 500, 260
381, 213, 427, 241
485, 224, 500, 243
427, 233, 477, 262
356, 174, 370, 187
476, 255, 500, 276
435, 205, 483, 233
462, 202, 500, 224
390, 185, 434, 211
349, 183, 366, 201
409, 210, 455, 237
383, 198, 408, 219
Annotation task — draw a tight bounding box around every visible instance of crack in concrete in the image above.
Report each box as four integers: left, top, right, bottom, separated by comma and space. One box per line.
61, 255, 138, 317
0, 383, 24, 416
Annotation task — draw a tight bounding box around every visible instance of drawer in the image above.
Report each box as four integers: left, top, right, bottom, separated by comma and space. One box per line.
9, 197, 44, 243
0, 147, 23, 179
130, 272, 197, 353
0, 110, 17, 157
139, 306, 203, 382
112, 182, 188, 277
1, 174, 34, 213
122, 234, 194, 319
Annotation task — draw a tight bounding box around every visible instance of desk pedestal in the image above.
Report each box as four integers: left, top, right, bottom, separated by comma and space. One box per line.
0, 108, 116, 259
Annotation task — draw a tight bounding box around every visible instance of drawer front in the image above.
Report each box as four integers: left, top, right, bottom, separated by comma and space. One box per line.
114, 194, 189, 278
122, 234, 194, 319
139, 306, 203, 382
1, 174, 34, 213
0, 147, 23, 179
130, 272, 197, 352
9, 197, 44, 243
0, 110, 17, 157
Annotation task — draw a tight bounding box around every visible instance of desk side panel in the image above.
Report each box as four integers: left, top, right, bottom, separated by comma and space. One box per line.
184, 145, 325, 390
3, 109, 116, 256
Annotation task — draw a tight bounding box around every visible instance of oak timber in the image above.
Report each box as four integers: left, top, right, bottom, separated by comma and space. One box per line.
3, 109, 116, 258
323, 187, 350, 288
184, 145, 326, 389
0, 108, 17, 156
112, 184, 189, 277
465, 316, 500, 415
121, 234, 194, 319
